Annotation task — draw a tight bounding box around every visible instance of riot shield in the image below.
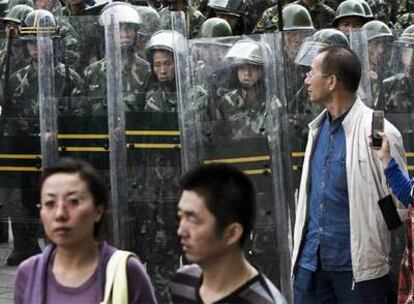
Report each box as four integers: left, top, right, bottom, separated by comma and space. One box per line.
97, 6, 186, 302
349, 28, 395, 108
176, 30, 294, 297
350, 27, 410, 281
0, 32, 44, 264
281, 29, 317, 195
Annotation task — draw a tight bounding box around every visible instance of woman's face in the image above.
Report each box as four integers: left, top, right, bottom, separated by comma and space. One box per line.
39, 173, 103, 248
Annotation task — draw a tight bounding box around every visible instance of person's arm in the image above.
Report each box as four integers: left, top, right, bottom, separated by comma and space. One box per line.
127, 257, 158, 304
374, 132, 413, 207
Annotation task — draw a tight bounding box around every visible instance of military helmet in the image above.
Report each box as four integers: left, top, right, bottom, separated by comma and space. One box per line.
199, 17, 232, 38
146, 30, 186, 61
99, 2, 142, 27
0, 0, 8, 16
333, 0, 367, 27
398, 25, 414, 45
394, 13, 414, 30
362, 20, 393, 41
134, 6, 161, 37
6, 0, 32, 13
224, 39, 263, 66
207, 0, 247, 17
2, 4, 32, 24
282, 3, 314, 31
295, 29, 349, 66
20, 9, 58, 38
357, 0, 374, 19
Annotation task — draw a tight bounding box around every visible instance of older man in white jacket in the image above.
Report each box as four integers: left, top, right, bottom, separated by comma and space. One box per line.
291, 45, 407, 303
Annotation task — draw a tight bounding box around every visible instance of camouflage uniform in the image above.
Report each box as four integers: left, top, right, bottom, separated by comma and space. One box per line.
216, 87, 267, 137
253, 0, 334, 33
144, 84, 178, 112
383, 73, 414, 113
62, 4, 103, 74
398, 0, 414, 17
83, 53, 151, 115
159, 6, 206, 38
366, 0, 391, 24
5, 61, 83, 135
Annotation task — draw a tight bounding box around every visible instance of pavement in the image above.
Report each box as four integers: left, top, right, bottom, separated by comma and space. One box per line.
0, 241, 15, 304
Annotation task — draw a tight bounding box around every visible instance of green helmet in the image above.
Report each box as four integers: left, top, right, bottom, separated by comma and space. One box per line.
362, 20, 393, 41
1, 4, 32, 24
283, 3, 314, 31
99, 2, 141, 28
207, 0, 247, 17
199, 17, 232, 38
295, 28, 349, 66
20, 9, 58, 38
333, 0, 367, 27
146, 30, 186, 60
394, 13, 414, 30
134, 6, 161, 37
357, 0, 374, 19
224, 39, 263, 66
6, 0, 33, 13
399, 24, 414, 45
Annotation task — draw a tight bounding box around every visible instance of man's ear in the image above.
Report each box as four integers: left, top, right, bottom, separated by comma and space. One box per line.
328, 74, 339, 91
224, 222, 244, 246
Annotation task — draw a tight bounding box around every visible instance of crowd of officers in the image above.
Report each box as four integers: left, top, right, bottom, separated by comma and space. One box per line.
0, 0, 413, 302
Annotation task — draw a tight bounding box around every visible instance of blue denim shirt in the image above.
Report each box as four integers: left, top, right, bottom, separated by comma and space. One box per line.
297, 111, 352, 272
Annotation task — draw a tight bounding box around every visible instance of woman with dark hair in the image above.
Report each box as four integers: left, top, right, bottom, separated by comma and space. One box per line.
13, 158, 157, 304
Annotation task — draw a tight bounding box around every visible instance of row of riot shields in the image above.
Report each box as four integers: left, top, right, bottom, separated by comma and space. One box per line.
2, 8, 414, 303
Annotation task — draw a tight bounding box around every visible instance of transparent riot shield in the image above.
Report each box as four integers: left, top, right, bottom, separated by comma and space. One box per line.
281, 29, 317, 197
0, 33, 43, 264
349, 28, 395, 108
350, 27, 409, 281
176, 30, 294, 296
99, 6, 186, 302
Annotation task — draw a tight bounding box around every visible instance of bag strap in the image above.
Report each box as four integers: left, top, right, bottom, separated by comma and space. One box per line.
101, 250, 138, 304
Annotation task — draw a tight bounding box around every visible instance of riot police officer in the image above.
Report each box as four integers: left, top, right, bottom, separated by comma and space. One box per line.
145, 30, 185, 112
4, 9, 82, 265
333, 0, 369, 34
83, 2, 151, 115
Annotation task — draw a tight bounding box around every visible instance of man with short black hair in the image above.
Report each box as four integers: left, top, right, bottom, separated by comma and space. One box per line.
292, 45, 406, 303
170, 163, 286, 304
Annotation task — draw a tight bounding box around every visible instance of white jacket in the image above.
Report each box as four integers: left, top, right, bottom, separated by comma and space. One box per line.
291, 98, 407, 282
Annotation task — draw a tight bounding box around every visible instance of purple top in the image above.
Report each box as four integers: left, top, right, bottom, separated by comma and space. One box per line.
13, 242, 157, 304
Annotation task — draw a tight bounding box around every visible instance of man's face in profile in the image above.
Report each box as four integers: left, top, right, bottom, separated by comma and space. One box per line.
177, 190, 228, 265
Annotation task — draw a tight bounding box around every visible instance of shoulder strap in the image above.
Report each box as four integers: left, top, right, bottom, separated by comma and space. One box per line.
101, 250, 138, 304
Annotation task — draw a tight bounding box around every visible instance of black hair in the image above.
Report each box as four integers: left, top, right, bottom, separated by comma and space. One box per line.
319, 45, 361, 92
179, 163, 256, 246
38, 157, 108, 238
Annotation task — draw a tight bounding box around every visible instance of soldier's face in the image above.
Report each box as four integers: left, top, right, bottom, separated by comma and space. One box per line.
177, 190, 231, 265
305, 52, 331, 104
285, 32, 306, 61
26, 41, 38, 60
153, 50, 175, 84
237, 64, 262, 88
337, 17, 366, 34
5, 21, 19, 38
368, 39, 386, 72
120, 24, 136, 48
